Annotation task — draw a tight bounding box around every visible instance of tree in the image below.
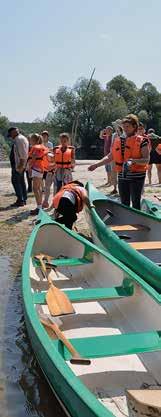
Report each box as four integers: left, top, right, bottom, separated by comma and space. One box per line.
0, 113, 9, 136
137, 83, 161, 130
106, 75, 138, 112
103, 89, 128, 123
50, 78, 106, 154
138, 110, 149, 127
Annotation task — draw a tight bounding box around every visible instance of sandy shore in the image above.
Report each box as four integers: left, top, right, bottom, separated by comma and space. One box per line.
0, 162, 161, 271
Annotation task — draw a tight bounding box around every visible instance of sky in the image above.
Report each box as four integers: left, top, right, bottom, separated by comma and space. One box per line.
1, 0, 161, 122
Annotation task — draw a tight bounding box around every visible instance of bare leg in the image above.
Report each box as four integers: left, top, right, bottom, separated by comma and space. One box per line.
32, 177, 43, 207
107, 171, 112, 185
156, 164, 161, 184
147, 164, 152, 185
110, 169, 117, 194
43, 172, 54, 205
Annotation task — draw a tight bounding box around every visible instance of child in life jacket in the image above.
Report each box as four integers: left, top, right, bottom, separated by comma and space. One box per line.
53, 133, 75, 194
28, 133, 49, 215
52, 181, 94, 229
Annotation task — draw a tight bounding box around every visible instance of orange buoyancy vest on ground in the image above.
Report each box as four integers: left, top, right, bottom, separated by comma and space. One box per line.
53, 184, 84, 212
54, 146, 74, 169
112, 135, 148, 173
28, 144, 49, 172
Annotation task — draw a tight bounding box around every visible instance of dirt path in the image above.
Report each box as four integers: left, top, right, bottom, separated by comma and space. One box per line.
0, 162, 161, 272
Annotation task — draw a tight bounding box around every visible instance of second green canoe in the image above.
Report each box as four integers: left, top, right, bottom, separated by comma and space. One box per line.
86, 182, 161, 292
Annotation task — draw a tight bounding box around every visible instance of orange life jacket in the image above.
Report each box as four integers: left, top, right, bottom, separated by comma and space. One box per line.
53, 183, 84, 213
112, 135, 148, 173
54, 146, 73, 169
28, 144, 49, 172
43, 151, 55, 172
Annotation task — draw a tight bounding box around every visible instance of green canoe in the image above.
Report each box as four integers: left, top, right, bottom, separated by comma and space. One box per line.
141, 198, 161, 218
22, 210, 161, 417
86, 181, 161, 293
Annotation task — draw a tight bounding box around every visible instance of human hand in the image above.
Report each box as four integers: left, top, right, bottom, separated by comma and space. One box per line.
88, 163, 97, 171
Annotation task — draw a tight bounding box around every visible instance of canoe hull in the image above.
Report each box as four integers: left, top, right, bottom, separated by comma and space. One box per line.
86, 182, 161, 292
22, 210, 115, 417
22, 209, 161, 417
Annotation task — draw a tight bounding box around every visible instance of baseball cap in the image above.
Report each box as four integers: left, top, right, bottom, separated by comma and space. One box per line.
41, 130, 49, 136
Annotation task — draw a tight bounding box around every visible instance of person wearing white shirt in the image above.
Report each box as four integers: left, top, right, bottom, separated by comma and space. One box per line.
8, 127, 29, 207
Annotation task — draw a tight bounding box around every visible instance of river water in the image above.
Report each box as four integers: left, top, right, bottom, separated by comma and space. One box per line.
0, 256, 66, 417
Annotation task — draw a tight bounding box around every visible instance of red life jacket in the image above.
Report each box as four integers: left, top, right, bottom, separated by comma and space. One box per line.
112, 135, 148, 173
53, 183, 84, 213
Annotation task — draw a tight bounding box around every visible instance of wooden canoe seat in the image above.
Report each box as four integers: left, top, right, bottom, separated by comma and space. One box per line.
110, 224, 149, 231
33, 285, 134, 304
130, 241, 161, 250
34, 256, 92, 268
55, 329, 161, 360
127, 389, 161, 411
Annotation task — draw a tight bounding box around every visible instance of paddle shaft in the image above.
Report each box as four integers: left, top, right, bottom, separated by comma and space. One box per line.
37, 255, 58, 283
40, 319, 91, 365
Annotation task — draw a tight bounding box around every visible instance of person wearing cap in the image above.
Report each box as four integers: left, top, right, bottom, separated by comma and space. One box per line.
8, 127, 29, 207
89, 115, 150, 209
99, 126, 113, 185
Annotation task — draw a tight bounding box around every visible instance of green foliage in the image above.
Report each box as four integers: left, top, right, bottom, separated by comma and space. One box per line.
2, 74, 161, 159
106, 75, 138, 112
0, 134, 10, 157
138, 110, 149, 126
10, 121, 56, 144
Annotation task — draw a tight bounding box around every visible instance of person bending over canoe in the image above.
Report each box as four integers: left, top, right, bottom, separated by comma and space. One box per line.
89, 115, 150, 210
52, 181, 94, 229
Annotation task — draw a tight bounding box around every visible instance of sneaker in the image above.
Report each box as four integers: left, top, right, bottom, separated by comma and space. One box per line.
10, 200, 24, 207
30, 208, 39, 216
42, 201, 49, 209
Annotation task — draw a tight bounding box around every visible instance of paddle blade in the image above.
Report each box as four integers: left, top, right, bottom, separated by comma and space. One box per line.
46, 285, 75, 316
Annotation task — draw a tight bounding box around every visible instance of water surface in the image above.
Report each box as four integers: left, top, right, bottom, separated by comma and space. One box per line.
0, 256, 66, 417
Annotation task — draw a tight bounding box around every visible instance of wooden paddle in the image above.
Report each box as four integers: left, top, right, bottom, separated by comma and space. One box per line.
35, 255, 75, 316
40, 318, 91, 365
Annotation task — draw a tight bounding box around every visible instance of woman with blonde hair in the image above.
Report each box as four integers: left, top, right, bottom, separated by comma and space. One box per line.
28, 133, 49, 215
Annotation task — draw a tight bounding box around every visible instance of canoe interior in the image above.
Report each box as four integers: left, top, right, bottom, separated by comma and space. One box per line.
95, 199, 161, 265
29, 219, 161, 417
